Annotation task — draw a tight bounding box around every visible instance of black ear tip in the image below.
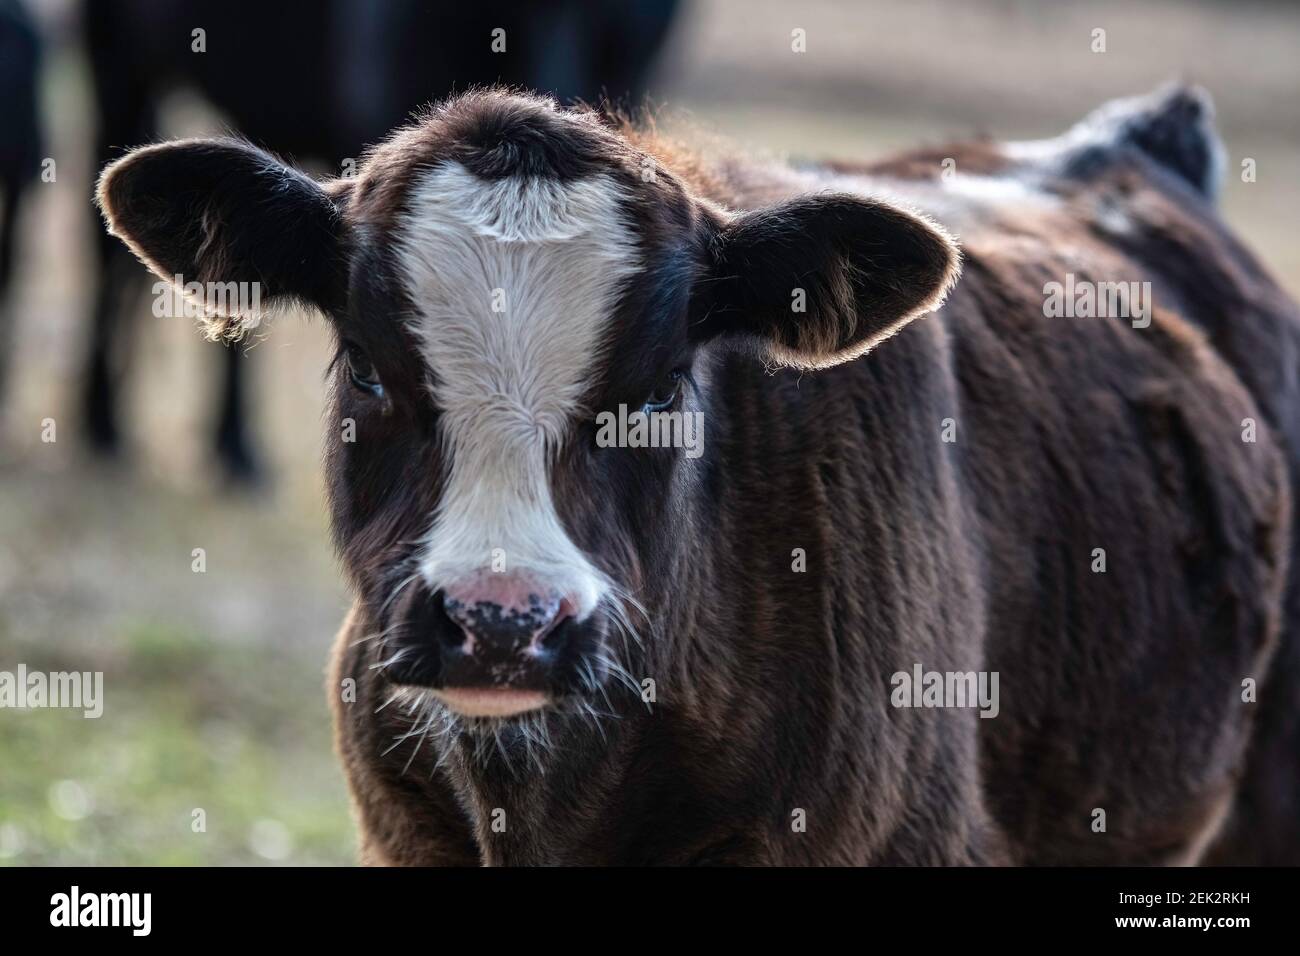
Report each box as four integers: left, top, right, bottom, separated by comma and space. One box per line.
1128, 83, 1223, 198
1061, 84, 1224, 201
1159, 82, 1213, 118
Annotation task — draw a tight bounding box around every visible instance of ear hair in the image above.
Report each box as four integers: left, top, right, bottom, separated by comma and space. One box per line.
694, 193, 961, 369
97, 138, 347, 341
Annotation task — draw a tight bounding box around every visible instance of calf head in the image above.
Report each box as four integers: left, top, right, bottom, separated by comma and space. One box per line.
98, 91, 959, 724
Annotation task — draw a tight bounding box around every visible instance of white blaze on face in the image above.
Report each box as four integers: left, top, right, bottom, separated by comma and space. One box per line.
395, 161, 639, 617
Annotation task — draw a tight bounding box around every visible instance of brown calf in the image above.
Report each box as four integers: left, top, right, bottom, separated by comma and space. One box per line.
98, 86, 1300, 865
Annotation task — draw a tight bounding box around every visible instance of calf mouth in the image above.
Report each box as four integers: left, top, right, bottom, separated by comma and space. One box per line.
381, 657, 562, 721
429, 687, 550, 718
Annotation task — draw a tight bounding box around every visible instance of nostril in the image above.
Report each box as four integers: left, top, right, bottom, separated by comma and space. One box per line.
428, 589, 470, 650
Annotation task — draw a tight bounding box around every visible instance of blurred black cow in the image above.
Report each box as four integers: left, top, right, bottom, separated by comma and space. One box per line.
84, 0, 678, 480
0, 0, 41, 403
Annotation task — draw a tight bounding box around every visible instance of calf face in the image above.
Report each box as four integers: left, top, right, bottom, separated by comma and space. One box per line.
98, 91, 959, 721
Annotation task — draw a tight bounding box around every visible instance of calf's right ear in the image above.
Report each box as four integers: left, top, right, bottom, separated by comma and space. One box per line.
691, 193, 960, 369
96, 139, 348, 339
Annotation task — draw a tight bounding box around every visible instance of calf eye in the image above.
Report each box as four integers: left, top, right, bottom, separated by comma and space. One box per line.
643, 370, 683, 413
344, 342, 383, 397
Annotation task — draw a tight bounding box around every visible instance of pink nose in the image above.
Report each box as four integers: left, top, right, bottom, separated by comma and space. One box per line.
439, 574, 573, 655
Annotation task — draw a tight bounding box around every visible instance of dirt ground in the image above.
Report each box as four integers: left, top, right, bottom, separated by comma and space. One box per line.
1, 0, 1297, 864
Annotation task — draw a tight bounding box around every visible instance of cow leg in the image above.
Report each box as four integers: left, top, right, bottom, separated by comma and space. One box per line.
0, 178, 16, 402
214, 341, 263, 483
84, 231, 142, 455
83, 0, 158, 457
0, 0, 40, 406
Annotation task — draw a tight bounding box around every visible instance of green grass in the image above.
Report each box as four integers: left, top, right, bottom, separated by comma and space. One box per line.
0, 622, 354, 866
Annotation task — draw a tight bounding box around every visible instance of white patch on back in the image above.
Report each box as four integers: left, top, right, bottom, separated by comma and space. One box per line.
937, 174, 1043, 204
394, 162, 639, 616
795, 162, 1058, 235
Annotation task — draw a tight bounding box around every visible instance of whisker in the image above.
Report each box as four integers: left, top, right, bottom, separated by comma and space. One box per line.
594, 652, 644, 701
369, 646, 413, 671
351, 617, 410, 649
401, 695, 438, 774
379, 567, 424, 619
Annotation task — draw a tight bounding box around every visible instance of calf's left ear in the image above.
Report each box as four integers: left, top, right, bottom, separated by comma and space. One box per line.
693, 193, 960, 368
97, 138, 347, 339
